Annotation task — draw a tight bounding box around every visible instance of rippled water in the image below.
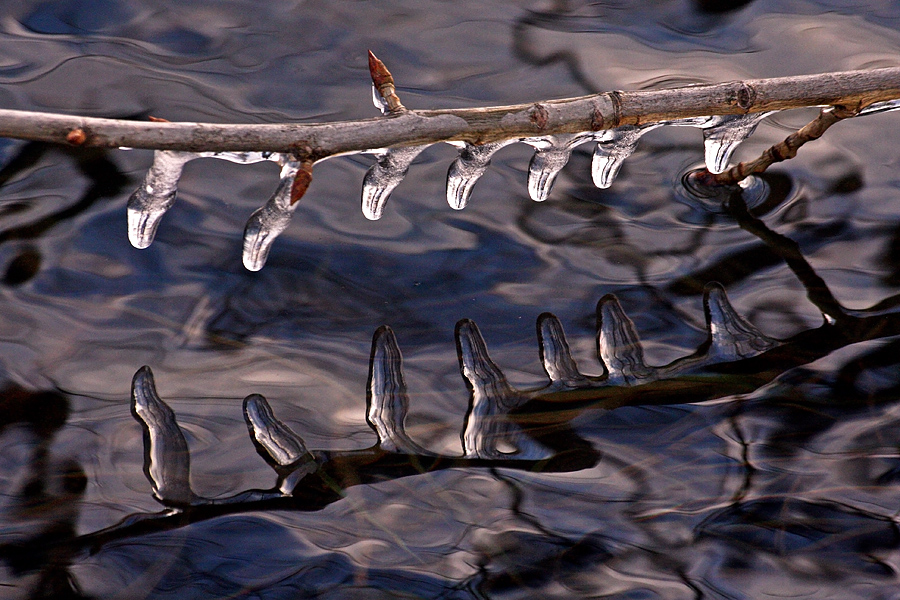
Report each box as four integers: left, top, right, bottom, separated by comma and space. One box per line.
3, 1, 900, 598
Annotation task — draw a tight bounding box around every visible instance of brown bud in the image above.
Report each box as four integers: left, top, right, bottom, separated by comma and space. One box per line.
66, 128, 86, 146
290, 161, 313, 205
368, 50, 394, 89
148, 116, 170, 123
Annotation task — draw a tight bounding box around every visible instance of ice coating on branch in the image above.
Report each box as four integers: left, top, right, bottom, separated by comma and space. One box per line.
372, 84, 389, 114
127, 151, 194, 249
592, 124, 662, 188
242, 160, 301, 271
596, 295, 654, 385
243, 394, 315, 468
698, 112, 773, 173
537, 313, 589, 386
131, 366, 195, 506
457, 319, 552, 460
446, 140, 516, 209
858, 98, 900, 116
361, 145, 429, 220
703, 282, 778, 362
128, 151, 278, 250
524, 133, 595, 201
367, 326, 429, 454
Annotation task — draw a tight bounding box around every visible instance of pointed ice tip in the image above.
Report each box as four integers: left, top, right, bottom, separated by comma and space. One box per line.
537, 313, 585, 384
131, 365, 159, 411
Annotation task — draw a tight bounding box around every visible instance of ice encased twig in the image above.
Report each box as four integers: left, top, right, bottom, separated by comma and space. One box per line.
592, 124, 663, 189
242, 159, 301, 271
131, 366, 195, 506
361, 145, 429, 220
524, 133, 595, 201
446, 140, 516, 209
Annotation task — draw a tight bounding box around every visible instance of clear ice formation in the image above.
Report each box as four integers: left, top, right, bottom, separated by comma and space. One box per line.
703, 282, 778, 362
361, 145, 429, 220
858, 98, 900, 117
537, 313, 590, 387
372, 84, 389, 115
128, 150, 277, 251
367, 326, 429, 454
242, 160, 301, 271
596, 295, 654, 385
131, 366, 195, 506
446, 140, 516, 209
457, 319, 552, 460
524, 133, 595, 201
592, 124, 663, 189
695, 112, 774, 174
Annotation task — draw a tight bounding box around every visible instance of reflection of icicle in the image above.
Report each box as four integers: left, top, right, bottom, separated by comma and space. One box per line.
537, 313, 589, 386
704, 282, 778, 362
596, 295, 654, 385
361, 145, 429, 220
446, 140, 516, 209
524, 133, 594, 201
243, 394, 317, 494
131, 366, 195, 506
127, 151, 195, 249
367, 326, 429, 454
242, 160, 300, 271
457, 319, 552, 460
698, 112, 773, 173
592, 124, 662, 189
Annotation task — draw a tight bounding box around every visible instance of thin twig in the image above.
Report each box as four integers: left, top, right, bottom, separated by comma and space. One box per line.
0, 67, 895, 159
689, 105, 860, 187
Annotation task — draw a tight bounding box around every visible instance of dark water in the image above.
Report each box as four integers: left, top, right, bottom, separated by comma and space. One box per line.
2, 1, 900, 598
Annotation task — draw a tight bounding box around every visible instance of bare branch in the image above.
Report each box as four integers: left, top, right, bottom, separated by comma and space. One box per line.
0, 67, 895, 158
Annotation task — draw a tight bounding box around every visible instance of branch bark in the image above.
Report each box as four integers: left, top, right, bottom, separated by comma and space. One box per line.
0, 67, 897, 160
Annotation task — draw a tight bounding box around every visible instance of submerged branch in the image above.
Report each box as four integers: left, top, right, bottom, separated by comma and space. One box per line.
0, 67, 897, 158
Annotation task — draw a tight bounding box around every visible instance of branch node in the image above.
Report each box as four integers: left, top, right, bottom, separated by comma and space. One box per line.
66, 128, 86, 146
736, 83, 756, 111
529, 103, 550, 130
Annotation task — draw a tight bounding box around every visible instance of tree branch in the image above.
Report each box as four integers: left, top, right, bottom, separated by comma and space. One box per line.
0, 67, 896, 159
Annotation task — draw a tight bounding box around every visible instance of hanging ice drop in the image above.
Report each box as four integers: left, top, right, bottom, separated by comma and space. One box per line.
525, 133, 594, 201
699, 112, 773, 173
127, 151, 196, 249
361, 145, 428, 220
446, 140, 515, 209
591, 124, 662, 189
242, 160, 301, 271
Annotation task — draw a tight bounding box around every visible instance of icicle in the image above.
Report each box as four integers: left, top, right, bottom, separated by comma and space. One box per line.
858, 98, 900, 117
127, 151, 196, 249
457, 319, 552, 460
242, 160, 300, 271
524, 133, 594, 202
130, 366, 194, 505
361, 145, 429, 220
446, 140, 516, 209
698, 112, 773, 174
536, 313, 589, 386
596, 295, 654, 385
367, 326, 428, 454
591, 124, 662, 189
703, 282, 778, 361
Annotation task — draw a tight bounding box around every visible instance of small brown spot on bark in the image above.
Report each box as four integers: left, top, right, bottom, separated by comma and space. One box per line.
736, 84, 755, 110
66, 128, 86, 146
529, 103, 549, 130
590, 107, 605, 131
290, 161, 313, 205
